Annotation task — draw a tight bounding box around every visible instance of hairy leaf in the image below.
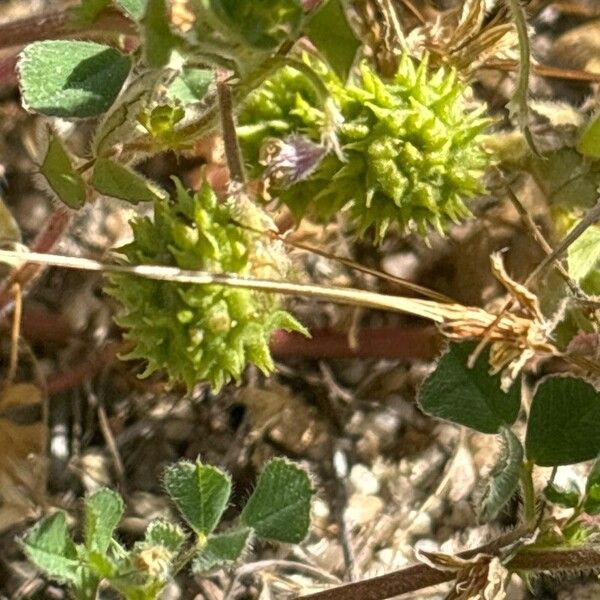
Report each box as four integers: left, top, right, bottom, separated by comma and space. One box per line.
84, 488, 124, 554
479, 427, 523, 521
418, 342, 521, 434
39, 132, 87, 208
91, 158, 166, 203
21, 512, 98, 598
526, 376, 600, 466
241, 458, 312, 543
163, 460, 231, 535
193, 527, 252, 573
19, 41, 131, 118
143, 519, 186, 553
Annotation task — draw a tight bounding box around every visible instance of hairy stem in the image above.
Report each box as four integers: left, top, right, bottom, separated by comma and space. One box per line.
216, 69, 246, 185
301, 527, 530, 600
520, 460, 537, 527
302, 536, 600, 600
504, 0, 539, 155
507, 545, 600, 571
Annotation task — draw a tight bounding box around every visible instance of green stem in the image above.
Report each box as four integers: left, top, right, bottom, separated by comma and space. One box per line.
520, 460, 536, 526
171, 535, 206, 576
504, 0, 540, 156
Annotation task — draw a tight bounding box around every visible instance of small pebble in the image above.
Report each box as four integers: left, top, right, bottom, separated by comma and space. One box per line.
344, 494, 384, 527
349, 463, 380, 496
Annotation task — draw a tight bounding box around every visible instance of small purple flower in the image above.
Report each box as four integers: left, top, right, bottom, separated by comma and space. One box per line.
259, 135, 327, 189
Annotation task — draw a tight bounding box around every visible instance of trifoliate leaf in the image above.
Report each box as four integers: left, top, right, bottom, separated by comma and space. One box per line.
241, 458, 312, 543
21, 513, 80, 583
19, 41, 131, 118
163, 460, 231, 535
21, 512, 99, 598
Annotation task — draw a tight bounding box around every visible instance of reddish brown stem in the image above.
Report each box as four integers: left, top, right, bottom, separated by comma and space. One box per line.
507, 546, 600, 571
0, 5, 136, 51
20, 321, 440, 393
20, 307, 72, 343
301, 528, 529, 600
270, 326, 441, 360
302, 537, 600, 600
45, 342, 121, 395
0, 207, 72, 316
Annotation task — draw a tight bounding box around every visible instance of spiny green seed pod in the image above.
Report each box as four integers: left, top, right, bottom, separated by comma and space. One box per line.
106, 180, 307, 392
238, 54, 491, 241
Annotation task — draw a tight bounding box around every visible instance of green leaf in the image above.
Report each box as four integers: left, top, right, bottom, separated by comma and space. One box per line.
19, 41, 131, 118
544, 481, 581, 509
168, 68, 213, 105
0, 197, 21, 243
586, 453, 600, 493
241, 458, 312, 543
84, 488, 124, 554
567, 225, 600, 295
39, 132, 87, 209
207, 0, 304, 49
418, 342, 521, 434
21, 512, 82, 584
116, 0, 146, 20
583, 453, 600, 514
70, 0, 111, 26
143, 519, 185, 553
142, 0, 180, 67
577, 113, 600, 158
479, 427, 523, 521
86, 551, 118, 578
192, 527, 252, 573
526, 376, 600, 466
163, 460, 231, 535
93, 70, 165, 156
305, 0, 360, 81
91, 158, 166, 203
